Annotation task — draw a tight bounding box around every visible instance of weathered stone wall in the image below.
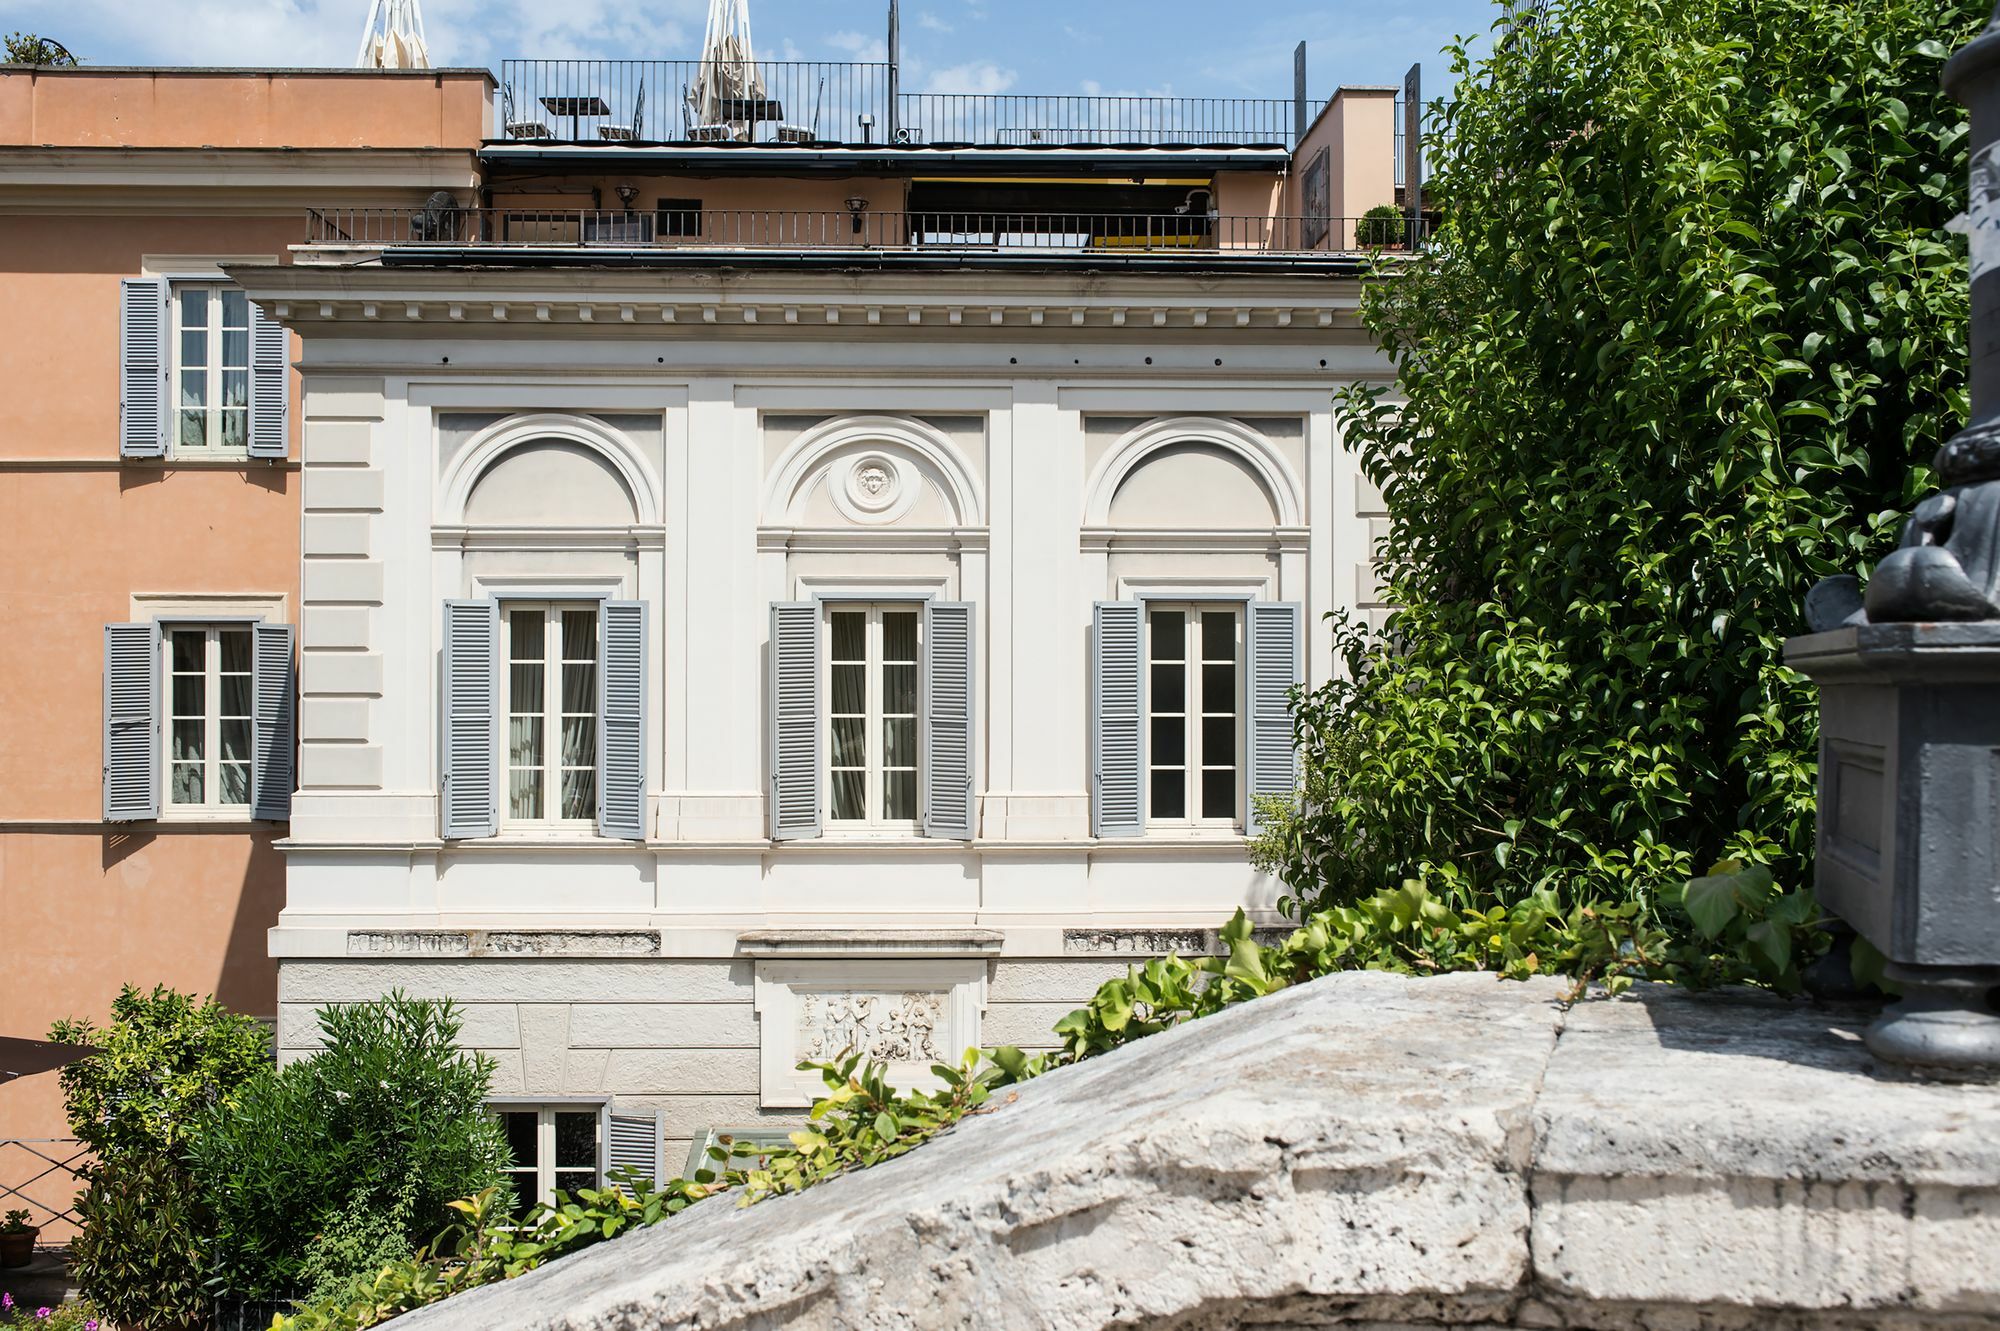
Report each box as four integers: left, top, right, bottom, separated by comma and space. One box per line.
397, 971, 2000, 1330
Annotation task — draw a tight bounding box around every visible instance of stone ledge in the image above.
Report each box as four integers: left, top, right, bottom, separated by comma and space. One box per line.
397, 972, 2000, 1331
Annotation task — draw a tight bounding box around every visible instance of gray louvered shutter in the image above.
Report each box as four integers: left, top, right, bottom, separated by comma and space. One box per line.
103, 622, 160, 821
441, 600, 499, 840
769, 601, 821, 841
251, 622, 295, 821
923, 601, 975, 839
597, 600, 647, 840
247, 301, 289, 460
1091, 602, 1144, 838
119, 278, 168, 458
606, 1110, 666, 1197
1246, 602, 1302, 834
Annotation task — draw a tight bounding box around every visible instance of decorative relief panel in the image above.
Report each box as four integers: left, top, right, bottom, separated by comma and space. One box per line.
753, 961, 985, 1107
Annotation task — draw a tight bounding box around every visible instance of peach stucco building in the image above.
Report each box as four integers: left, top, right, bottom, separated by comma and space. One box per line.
0, 65, 491, 1224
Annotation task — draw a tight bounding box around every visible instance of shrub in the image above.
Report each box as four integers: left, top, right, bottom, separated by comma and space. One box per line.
189, 993, 510, 1303
49, 986, 271, 1330
1255, 0, 1980, 920
1355, 203, 1406, 247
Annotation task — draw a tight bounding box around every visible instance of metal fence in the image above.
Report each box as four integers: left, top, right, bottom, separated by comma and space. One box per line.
305, 207, 1427, 255
0, 1138, 87, 1233
497, 60, 1295, 147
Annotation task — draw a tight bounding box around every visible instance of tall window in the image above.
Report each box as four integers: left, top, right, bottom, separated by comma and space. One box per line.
826, 603, 921, 828
505, 604, 599, 825
165, 625, 253, 812
494, 1104, 601, 1218
173, 284, 250, 454
1147, 605, 1241, 828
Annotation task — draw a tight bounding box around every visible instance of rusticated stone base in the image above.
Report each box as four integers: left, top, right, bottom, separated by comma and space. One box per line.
397, 973, 2000, 1331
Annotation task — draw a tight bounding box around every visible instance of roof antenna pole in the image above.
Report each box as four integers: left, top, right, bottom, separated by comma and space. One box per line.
1292, 41, 1307, 146
888, 0, 901, 142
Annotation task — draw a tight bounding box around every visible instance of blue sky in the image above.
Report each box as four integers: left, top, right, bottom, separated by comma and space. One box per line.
0, 0, 1498, 102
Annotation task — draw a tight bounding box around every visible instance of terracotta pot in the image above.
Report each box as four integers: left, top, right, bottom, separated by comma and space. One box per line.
0, 1227, 37, 1267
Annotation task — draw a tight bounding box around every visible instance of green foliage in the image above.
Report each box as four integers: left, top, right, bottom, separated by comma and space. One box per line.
189, 993, 511, 1303
0, 1210, 31, 1234
1253, 0, 1979, 923
1356, 203, 1407, 247
271, 1050, 997, 1331
50, 986, 271, 1329
2, 32, 77, 64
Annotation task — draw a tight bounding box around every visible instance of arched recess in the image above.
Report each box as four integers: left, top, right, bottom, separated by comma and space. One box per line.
439, 413, 662, 527
763, 414, 985, 529
1083, 416, 1303, 529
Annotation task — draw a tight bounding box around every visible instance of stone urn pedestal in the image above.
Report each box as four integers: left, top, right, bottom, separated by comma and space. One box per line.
1785, 621, 2000, 1077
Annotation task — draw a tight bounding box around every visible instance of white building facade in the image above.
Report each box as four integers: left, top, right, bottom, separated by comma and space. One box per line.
240, 253, 1393, 1182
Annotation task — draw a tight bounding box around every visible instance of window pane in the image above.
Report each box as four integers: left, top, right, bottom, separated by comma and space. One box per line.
1202, 716, 1235, 761
1150, 611, 1185, 660
561, 660, 596, 715
220, 718, 251, 763
831, 768, 865, 821
561, 610, 597, 662
1201, 769, 1236, 821
172, 674, 206, 716
178, 286, 209, 328
831, 663, 865, 714
220, 676, 252, 715
222, 369, 249, 409
500, 1112, 538, 1168
560, 715, 594, 767
171, 631, 204, 672
220, 630, 251, 673
179, 369, 206, 409
1150, 769, 1185, 820
881, 663, 917, 715
561, 768, 596, 821
220, 409, 247, 448
508, 769, 543, 820
1202, 663, 1236, 714
883, 769, 917, 821
221, 288, 249, 326
831, 716, 866, 767
830, 611, 865, 661
219, 762, 251, 806
883, 717, 916, 768
222, 329, 249, 369
509, 715, 543, 769
554, 1112, 596, 1168
509, 664, 544, 712
1201, 611, 1235, 661
1150, 716, 1184, 766
171, 717, 204, 761
553, 1169, 595, 1198
882, 611, 918, 662
509, 611, 546, 660
1149, 663, 1184, 709
180, 329, 208, 370
504, 1170, 538, 1220
171, 763, 204, 805
178, 411, 207, 448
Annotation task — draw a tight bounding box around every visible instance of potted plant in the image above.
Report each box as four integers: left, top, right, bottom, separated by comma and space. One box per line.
0, 1209, 38, 1267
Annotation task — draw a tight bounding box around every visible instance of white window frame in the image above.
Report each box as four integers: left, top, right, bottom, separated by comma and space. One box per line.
161, 622, 256, 820
1145, 602, 1245, 834
822, 601, 924, 833
169, 280, 252, 458
502, 601, 601, 831
488, 1099, 606, 1213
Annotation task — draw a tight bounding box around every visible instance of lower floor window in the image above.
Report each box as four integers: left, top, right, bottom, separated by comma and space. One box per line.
1147, 604, 1242, 827
494, 1103, 601, 1216
166, 624, 254, 810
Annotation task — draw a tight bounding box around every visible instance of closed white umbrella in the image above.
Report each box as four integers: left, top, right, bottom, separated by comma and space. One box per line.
356, 0, 431, 70
690, 0, 767, 136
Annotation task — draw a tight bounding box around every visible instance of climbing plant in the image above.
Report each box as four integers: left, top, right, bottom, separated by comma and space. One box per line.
1254, 0, 1978, 919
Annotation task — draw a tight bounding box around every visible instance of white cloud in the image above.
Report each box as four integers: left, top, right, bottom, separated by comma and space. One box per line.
825, 28, 887, 62
916, 10, 951, 32
921, 59, 1014, 95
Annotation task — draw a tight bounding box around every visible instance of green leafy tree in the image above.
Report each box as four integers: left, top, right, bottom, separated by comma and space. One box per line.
49, 985, 272, 1330
189, 992, 511, 1303
1256, 0, 1980, 918
3, 33, 77, 65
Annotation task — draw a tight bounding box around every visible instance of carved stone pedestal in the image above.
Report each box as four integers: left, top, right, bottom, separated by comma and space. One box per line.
1784, 621, 2000, 1080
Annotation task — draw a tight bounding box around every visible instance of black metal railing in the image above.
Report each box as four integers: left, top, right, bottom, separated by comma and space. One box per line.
0, 1138, 88, 1232
304, 207, 1427, 255
496, 59, 1297, 147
